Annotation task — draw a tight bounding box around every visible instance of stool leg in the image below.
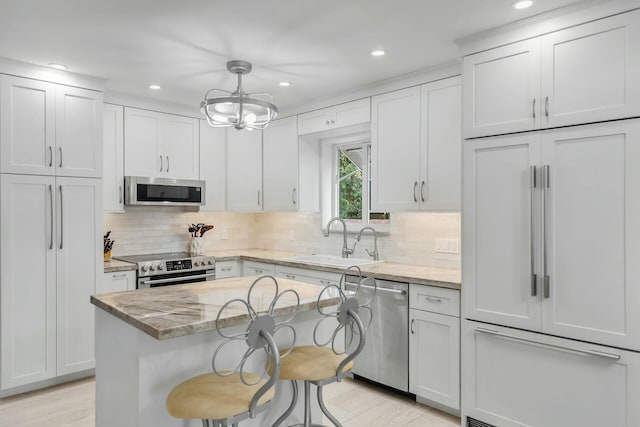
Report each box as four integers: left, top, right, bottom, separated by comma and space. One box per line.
303, 381, 312, 427
317, 385, 342, 427
272, 380, 298, 427
201, 420, 209, 427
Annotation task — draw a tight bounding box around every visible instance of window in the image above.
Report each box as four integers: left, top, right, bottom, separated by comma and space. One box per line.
335, 142, 390, 230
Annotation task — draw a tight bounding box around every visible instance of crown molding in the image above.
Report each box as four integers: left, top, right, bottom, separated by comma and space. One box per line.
0, 57, 105, 91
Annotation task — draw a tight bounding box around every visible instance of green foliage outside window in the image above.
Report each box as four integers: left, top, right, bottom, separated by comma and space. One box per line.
338, 149, 362, 220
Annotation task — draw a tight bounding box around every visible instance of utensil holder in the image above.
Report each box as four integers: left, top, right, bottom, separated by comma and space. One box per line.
190, 236, 204, 256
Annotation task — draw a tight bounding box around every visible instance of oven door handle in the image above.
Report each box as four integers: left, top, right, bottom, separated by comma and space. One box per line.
345, 282, 407, 296
139, 273, 214, 286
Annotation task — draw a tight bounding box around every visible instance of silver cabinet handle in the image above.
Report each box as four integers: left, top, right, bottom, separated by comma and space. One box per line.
411, 319, 415, 334
255, 269, 264, 274
425, 296, 443, 304
420, 181, 425, 203
119, 185, 123, 204
330, 119, 335, 125
476, 327, 621, 360
48, 146, 53, 167
166, 156, 169, 173
285, 274, 296, 280
159, 155, 163, 172
413, 181, 418, 203
292, 188, 296, 205
545, 96, 549, 118
532, 98, 536, 119
58, 147, 63, 168
325, 120, 330, 126
220, 266, 232, 272
320, 280, 332, 285
258, 190, 261, 206
111, 273, 128, 279
49, 184, 53, 250
58, 185, 63, 250
543, 164, 550, 298
530, 165, 537, 297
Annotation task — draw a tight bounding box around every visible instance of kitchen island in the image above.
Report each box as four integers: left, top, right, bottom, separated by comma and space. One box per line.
91, 276, 341, 427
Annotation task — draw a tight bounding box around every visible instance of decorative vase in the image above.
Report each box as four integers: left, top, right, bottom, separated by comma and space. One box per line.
190, 236, 204, 256
104, 250, 112, 261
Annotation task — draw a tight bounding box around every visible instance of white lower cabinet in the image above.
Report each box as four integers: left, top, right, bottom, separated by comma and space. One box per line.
215, 260, 241, 279
101, 270, 136, 294
463, 320, 640, 427
0, 174, 102, 391
242, 261, 275, 276
409, 284, 460, 412
275, 265, 342, 287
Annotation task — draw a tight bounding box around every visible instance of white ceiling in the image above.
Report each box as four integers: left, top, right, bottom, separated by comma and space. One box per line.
0, 0, 582, 112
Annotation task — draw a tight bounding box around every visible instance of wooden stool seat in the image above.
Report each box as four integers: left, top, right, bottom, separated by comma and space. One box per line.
166, 371, 275, 420
276, 346, 353, 382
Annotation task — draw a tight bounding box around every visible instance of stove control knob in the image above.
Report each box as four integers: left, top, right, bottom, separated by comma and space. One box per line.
141, 265, 149, 273
193, 261, 200, 267
207, 260, 213, 265
157, 264, 164, 271
149, 265, 156, 272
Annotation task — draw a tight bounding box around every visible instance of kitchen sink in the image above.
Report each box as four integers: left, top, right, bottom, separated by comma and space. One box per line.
285, 254, 383, 268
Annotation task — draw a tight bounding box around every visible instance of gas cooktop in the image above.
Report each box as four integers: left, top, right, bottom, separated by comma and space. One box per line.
114, 252, 191, 263
114, 252, 216, 278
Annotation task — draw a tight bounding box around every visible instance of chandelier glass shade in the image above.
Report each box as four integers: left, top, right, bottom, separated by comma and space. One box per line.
200, 60, 278, 130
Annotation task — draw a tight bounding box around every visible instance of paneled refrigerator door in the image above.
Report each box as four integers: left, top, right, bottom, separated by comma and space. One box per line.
55, 177, 102, 375
462, 133, 542, 331
0, 174, 57, 389
540, 120, 640, 351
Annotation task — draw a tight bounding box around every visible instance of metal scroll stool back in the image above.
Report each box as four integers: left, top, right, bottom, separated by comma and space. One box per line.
166, 275, 300, 427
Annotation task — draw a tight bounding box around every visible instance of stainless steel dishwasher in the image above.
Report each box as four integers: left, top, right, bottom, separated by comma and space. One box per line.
344, 276, 409, 393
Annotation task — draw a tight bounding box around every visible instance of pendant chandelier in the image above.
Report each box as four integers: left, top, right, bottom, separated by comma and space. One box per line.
200, 60, 278, 130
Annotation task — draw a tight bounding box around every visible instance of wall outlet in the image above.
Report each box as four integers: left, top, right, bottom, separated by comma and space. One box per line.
435, 238, 459, 254
289, 230, 295, 241
221, 228, 229, 240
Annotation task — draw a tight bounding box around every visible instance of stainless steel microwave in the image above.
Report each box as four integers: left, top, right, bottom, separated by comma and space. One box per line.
124, 176, 206, 207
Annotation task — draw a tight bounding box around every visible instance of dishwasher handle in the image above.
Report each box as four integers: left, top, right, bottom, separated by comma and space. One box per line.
345, 282, 407, 296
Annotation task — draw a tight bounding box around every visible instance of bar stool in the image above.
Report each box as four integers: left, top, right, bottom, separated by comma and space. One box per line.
272, 267, 376, 427
166, 275, 300, 427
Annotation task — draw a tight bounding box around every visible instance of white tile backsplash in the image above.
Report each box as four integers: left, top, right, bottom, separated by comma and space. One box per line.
104, 208, 460, 269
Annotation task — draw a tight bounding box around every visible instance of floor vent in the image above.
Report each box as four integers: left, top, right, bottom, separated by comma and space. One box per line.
467, 417, 496, 427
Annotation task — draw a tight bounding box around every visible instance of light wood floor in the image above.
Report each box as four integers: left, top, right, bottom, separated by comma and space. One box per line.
0, 376, 460, 427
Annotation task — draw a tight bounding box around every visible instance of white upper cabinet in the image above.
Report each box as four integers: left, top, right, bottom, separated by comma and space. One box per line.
0, 75, 103, 178
262, 116, 298, 211
463, 9, 640, 138
226, 128, 262, 212
463, 120, 640, 350
199, 121, 227, 211
297, 98, 370, 135
540, 11, 640, 128
371, 86, 422, 212
124, 107, 199, 180
55, 86, 103, 178
420, 78, 462, 211
463, 39, 540, 138
103, 104, 124, 212
372, 77, 461, 212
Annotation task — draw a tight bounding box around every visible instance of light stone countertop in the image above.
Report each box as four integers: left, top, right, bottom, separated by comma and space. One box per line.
91, 276, 341, 340
206, 249, 461, 290
103, 258, 137, 273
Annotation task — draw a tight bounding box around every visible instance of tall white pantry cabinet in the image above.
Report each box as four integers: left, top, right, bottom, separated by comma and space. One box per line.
461, 7, 640, 427
0, 73, 103, 394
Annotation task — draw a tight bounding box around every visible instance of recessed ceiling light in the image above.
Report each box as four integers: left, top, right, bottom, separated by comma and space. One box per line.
512, 0, 533, 9
279, 81, 291, 87
48, 63, 68, 70
371, 50, 385, 57
149, 84, 161, 90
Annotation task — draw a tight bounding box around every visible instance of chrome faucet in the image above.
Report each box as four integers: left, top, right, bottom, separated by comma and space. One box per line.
323, 217, 355, 258
357, 226, 379, 261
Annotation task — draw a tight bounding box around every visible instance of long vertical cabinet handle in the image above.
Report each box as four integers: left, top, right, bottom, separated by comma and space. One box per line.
166, 156, 169, 173
119, 185, 123, 204
545, 96, 549, 118
532, 98, 536, 119
292, 188, 296, 205
159, 155, 163, 172
49, 185, 54, 250
48, 146, 53, 167
413, 181, 418, 203
530, 166, 537, 296
543, 164, 550, 298
58, 185, 63, 250
58, 147, 63, 168
258, 190, 261, 206
420, 181, 426, 203
410, 319, 415, 334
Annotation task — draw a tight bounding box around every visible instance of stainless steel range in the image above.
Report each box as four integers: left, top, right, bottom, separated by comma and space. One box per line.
114, 252, 216, 289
